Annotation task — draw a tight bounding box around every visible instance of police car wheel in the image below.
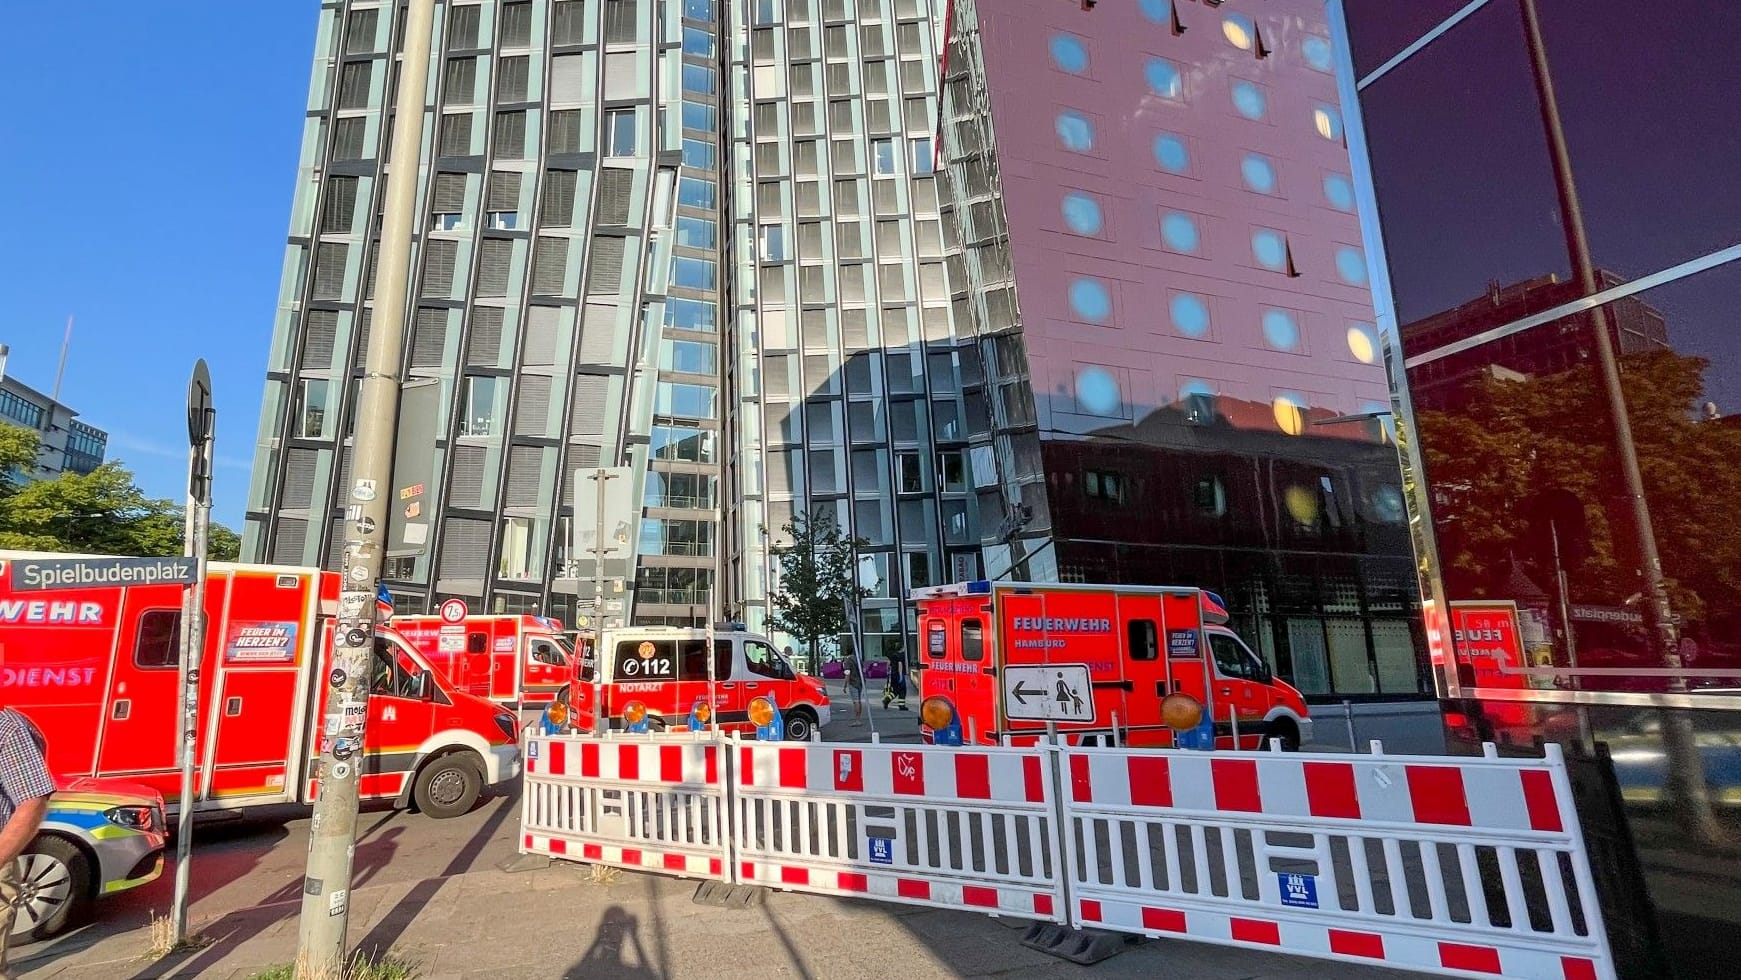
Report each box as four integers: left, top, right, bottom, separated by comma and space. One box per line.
11, 837, 93, 943
783, 709, 818, 742
414, 753, 483, 819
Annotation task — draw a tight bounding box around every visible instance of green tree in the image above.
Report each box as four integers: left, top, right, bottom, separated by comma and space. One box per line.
0, 423, 241, 560
766, 508, 871, 670
1417, 350, 1741, 625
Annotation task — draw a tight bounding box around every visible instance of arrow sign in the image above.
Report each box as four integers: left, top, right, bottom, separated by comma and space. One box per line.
1001, 663, 1095, 724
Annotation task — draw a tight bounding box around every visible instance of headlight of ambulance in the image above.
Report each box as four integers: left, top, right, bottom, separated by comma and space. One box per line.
494, 712, 518, 741
105, 805, 159, 833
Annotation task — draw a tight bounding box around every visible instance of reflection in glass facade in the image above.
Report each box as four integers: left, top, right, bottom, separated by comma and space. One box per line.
1338, 2, 1741, 975
935, 0, 1434, 735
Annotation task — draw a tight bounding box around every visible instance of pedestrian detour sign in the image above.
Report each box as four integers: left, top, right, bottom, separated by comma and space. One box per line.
1001, 664, 1094, 723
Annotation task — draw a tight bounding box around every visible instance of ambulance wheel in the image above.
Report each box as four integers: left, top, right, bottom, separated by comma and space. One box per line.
783, 709, 819, 742
414, 753, 483, 819
1265, 719, 1301, 752
12, 836, 93, 943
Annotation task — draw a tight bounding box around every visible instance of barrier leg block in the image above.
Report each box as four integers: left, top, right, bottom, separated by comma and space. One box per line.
498, 853, 554, 874
693, 881, 766, 909
1020, 922, 1143, 965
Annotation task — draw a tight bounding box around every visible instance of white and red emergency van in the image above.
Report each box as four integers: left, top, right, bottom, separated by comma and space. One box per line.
554, 625, 831, 741
914, 581, 1312, 749
0, 552, 521, 819
392, 608, 574, 709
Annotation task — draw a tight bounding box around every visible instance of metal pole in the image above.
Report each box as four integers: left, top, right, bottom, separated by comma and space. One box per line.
1518, 0, 1677, 673
51, 315, 73, 405
1518, 0, 1718, 838
589, 468, 617, 735
297, 0, 435, 970
706, 586, 718, 731
169, 417, 212, 946
1549, 519, 1579, 675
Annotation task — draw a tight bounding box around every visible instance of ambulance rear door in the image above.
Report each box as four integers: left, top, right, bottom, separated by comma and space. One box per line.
917, 592, 996, 744
1113, 590, 1166, 733
1160, 590, 1215, 738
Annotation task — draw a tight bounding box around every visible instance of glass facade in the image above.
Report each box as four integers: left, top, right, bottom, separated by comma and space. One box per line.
1338, 1, 1741, 976
247, 0, 972, 658
933, 0, 1432, 725
728, 0, 974, 662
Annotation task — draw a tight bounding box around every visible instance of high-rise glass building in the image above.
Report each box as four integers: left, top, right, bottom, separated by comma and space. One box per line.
1335, 1, 1741, 974
244, 0, 971, 659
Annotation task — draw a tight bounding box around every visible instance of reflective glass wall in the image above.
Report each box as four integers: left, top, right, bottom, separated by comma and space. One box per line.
1337, 2, 1741, 975
936, 0, 1434, 739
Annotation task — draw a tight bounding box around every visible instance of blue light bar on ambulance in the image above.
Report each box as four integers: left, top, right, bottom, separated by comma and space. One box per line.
1201, 591, 1231, 625
964, 580, 992, 595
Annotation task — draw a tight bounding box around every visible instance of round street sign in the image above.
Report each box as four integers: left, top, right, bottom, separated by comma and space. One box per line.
440, 598, 469, 625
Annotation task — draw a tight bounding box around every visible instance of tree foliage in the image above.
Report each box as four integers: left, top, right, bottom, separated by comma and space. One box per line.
1417, 350, 1741, 630
766, 508, 871, 664
0, 423, 240, 561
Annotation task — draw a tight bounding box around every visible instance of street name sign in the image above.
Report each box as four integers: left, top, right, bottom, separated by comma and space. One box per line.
9, 556, 198, 592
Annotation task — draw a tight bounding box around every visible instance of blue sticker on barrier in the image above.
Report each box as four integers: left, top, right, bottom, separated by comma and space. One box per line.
1278, 872, 1319, 909
528, 741, 540, 759
868, 837, 894, 865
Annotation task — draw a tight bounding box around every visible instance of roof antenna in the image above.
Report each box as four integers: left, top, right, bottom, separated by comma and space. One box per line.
51, 315, 73, 404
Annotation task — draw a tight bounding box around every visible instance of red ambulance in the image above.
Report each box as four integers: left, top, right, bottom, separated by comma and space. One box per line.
391, 611, 575, 709
0, 552, 521, 819
914, 581, 1313, 749
553, 625, 831, 741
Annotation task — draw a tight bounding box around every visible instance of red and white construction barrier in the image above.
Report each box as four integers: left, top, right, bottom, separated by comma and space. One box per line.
521, 732, 728, 881
520, 734, 1614, 979
731, 738, 1067, 921
1060, 742, 1614, 980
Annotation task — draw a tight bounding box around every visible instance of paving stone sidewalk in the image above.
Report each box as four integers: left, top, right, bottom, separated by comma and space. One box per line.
14, 859, 1430, 980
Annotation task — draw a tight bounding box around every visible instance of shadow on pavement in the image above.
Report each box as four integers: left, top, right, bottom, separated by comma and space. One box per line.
564, 907, 663, 980
352, 789, 515, 957
126, 803, 411, 979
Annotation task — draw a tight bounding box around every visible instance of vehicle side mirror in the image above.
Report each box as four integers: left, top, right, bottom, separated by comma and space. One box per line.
417, 670, 435, 701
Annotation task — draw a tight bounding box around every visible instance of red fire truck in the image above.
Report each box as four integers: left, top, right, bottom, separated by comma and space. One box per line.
914, 581, 1313, 749
392, 611, 575, 709
0, 552, 521, 819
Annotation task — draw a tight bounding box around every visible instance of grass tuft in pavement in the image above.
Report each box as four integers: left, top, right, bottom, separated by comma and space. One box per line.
146, 911, 212, 959
250, 951, 420, 980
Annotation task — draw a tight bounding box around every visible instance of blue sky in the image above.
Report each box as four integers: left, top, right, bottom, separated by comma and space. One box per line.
0, 3, 318, 529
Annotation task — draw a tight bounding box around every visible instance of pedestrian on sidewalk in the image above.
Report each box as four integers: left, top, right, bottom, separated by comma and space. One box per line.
0, 708, 55, 979
843, 649, 865, 726
882, 654, 909, 711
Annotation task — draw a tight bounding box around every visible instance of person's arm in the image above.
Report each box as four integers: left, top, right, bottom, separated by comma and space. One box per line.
0, 796, 48, 866
0, 712, 58, 865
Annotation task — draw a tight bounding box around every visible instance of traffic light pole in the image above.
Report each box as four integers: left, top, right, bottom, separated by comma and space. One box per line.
295, 0, 435, 972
